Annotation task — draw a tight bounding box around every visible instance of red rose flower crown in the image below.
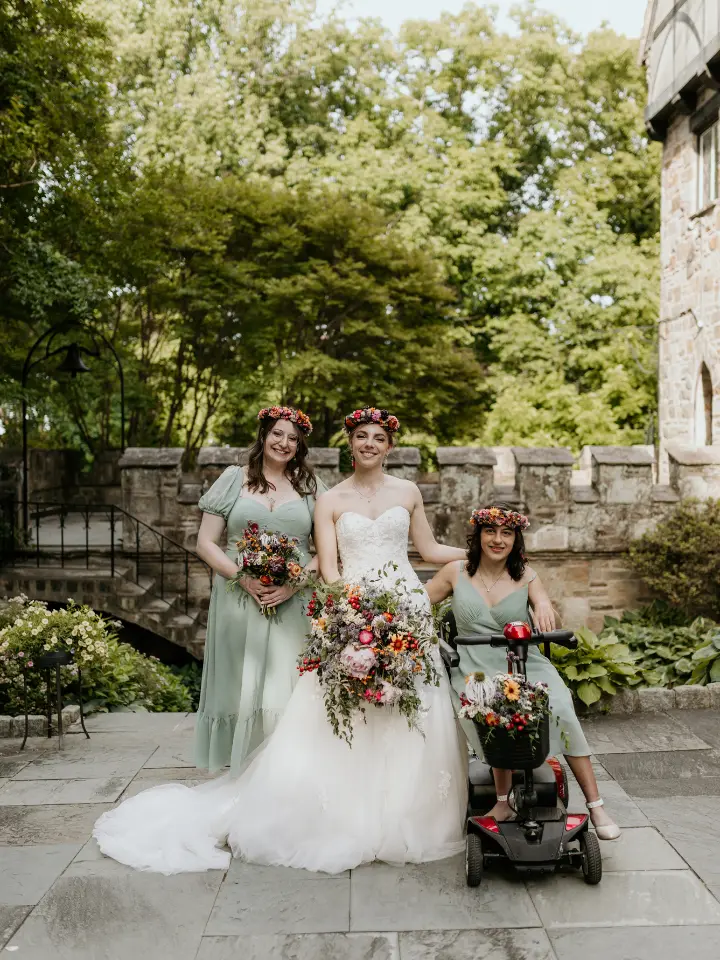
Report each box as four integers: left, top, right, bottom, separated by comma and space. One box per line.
344, 407, 400, 434
470, 506, 530, 531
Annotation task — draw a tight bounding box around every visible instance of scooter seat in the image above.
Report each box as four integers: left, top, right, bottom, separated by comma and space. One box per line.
468, 756, 559, 786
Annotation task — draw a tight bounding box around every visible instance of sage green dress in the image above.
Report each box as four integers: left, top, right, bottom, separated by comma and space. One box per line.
451, 564, 590, 758
195, 466, 323, 774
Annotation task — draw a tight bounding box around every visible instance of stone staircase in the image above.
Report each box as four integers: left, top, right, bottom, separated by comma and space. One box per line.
0, 562, 207, 659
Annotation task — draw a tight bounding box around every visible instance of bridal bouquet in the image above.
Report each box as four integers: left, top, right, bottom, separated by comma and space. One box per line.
298, 572, 439, 744
229, 522, 304, 617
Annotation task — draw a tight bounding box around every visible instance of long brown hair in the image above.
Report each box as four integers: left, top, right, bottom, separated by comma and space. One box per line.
466, 501, 527, 581
245, 418, 317, 496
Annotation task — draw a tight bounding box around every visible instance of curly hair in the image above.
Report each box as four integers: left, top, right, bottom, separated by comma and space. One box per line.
245, 417, 317, 497
466, 501, 528, 581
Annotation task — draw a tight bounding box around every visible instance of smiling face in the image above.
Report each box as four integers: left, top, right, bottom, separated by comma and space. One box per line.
479, 524, 516, 565
262, 418, 300, 467
349, 423, 393, 469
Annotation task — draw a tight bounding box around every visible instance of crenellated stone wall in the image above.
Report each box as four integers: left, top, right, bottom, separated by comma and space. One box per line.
116, 442, 720, 632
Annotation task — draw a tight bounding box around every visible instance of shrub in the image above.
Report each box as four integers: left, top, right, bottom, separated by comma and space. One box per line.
550, 627, 639, 706
0, 596, 191, 715
601, 611, 720, 688
169, 662, 203, 711
630, 498, 720, 621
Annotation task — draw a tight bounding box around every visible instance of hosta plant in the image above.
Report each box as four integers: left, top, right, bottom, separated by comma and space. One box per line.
550, 627, 639, 706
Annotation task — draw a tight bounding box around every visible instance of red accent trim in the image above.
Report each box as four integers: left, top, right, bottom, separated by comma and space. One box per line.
471, 816, 500, 834
565, 814, 588, 831
546, 757, 566, 801
504, 621, 532, 641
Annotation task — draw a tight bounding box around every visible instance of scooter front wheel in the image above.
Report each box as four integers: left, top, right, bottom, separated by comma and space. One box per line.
580, 830, 602, 884
465, 833, 484, 887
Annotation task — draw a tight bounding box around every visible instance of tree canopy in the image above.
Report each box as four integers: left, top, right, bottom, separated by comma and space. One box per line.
0, 0, 660, 460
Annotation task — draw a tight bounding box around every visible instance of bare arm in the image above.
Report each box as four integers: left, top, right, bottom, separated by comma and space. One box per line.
409, 486, 466, 565
425, 561, 459, 605
196, 513, 238, 579
528, 570, 556, 632
313, 494, 341, 582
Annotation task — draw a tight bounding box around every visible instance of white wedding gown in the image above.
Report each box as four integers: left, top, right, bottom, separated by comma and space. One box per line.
94, 506, 467, 874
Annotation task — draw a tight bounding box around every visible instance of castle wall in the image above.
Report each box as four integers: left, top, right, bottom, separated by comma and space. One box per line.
117, 443, 720, 634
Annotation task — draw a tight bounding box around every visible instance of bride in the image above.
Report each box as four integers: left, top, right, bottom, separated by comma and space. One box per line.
94, 406, 467, 875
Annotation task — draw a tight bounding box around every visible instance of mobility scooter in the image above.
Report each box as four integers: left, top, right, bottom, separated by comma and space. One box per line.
440, 613, 602, 886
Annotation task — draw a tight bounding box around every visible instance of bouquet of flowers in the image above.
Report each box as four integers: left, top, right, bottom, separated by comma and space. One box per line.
229, 522, 305, 617
459, 671, 550, 733
298, 571, 439, 744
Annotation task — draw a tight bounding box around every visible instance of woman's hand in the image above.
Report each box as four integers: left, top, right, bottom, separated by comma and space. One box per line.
260, 583, 297, 609
238, 575, 267, 604
533, 600, 556, 633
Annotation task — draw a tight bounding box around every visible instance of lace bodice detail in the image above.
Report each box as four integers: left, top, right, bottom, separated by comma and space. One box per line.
335, 506, 417, 584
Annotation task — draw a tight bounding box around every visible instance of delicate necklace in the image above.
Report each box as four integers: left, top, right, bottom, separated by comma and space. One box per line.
477, 568, 507, 593
351, 476, 385, 503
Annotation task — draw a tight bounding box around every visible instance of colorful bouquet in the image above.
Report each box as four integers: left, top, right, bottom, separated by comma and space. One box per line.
459, 671, 550, 734
230, 522, 305, 617
298, 570, 438, 743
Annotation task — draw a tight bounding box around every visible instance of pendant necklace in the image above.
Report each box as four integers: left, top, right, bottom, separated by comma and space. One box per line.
477, 568, 506, 593
352, 476, 385, 503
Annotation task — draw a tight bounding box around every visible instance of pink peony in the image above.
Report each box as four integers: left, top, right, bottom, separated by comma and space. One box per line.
358, 629, 374, 646
378, 681, 402, 705
339, 643, 377, 679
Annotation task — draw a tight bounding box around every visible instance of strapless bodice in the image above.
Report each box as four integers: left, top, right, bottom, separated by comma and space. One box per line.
335, 506, 416, 584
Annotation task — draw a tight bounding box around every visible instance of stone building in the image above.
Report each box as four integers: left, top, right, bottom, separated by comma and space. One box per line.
641, 1, 720, 475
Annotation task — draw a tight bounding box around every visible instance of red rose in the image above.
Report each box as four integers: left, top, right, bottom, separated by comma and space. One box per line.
260, 575, 272, 585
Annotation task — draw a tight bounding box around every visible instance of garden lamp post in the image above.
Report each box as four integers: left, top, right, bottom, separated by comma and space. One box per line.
21, 321, 125, 533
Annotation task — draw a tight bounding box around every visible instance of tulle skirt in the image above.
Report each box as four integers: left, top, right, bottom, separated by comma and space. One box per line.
93, 670, 467, 875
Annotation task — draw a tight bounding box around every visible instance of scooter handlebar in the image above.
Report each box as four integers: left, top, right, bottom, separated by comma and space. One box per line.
455, 629, 578, 650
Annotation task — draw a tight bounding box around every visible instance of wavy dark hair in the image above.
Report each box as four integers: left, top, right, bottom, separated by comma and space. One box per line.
245, 418, 317, 496
466, 501, 527, 581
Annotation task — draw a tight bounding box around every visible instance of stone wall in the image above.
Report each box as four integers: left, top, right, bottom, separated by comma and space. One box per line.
117, 442, 720, 633
658, 102, 720, 480
0, 449, 122, 507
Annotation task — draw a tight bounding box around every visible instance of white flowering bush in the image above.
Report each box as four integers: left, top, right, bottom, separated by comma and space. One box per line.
0, 596, 191, 715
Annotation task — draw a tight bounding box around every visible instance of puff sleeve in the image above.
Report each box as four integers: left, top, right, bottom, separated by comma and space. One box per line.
198, 465, 244, 520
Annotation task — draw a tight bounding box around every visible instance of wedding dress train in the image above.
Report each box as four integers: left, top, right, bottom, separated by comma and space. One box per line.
93, 506, 467, 874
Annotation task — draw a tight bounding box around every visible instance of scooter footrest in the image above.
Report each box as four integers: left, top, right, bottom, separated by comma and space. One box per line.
518, 806, 565, 821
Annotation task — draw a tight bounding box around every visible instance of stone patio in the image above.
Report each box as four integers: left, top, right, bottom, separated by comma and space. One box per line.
1, 709, 720, 959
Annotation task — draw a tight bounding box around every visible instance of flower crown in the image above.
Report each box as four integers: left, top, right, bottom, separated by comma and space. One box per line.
470, 507, 530, 531
344, 407, 400, 434
257, 405, 313, 436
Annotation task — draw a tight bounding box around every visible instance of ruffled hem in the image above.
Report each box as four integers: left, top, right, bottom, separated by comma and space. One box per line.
195, 708, 285, 774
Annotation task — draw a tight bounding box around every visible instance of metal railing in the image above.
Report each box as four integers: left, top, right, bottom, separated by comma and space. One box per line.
0, 498, 212, 619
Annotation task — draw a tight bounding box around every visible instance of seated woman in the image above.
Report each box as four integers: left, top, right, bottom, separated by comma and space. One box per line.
426, 503, 620, 841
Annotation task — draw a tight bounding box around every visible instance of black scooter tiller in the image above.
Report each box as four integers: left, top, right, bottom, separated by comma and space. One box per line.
442, 620, 602, 887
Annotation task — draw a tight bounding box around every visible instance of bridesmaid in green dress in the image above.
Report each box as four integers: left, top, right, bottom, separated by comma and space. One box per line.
194, 406, 325, 774
426, 503, 620, 840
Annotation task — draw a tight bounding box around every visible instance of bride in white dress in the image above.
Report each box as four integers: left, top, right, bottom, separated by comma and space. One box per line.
94, 406, 467, 875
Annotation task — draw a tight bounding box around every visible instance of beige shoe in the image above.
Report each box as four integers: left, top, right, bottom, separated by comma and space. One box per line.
587, 798, 621, 841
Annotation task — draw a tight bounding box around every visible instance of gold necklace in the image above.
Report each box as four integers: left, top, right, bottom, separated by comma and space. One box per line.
477, 569, 507, 593
351, 476, 385, 503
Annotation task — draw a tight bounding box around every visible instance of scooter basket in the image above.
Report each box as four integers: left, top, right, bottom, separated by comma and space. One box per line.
475, 713, 550, 769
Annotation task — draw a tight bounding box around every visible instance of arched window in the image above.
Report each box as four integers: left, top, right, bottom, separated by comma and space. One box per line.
694, 363, 713, 446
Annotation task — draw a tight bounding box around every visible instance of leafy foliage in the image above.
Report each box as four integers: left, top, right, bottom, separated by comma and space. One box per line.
550, 627, 639, 706
630, 500, 720, 621
2, 1, 660, 456
0, 597, 191, 715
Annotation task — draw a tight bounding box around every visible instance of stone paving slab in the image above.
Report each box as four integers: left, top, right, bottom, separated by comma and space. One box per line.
197, 933, 400, 960
4, 855, 224, 960
349, 858, 541, 932
527, 870, 720, 929
581, 713, 710, 754
596, 827, 687, 872
0, 843, 82, 906
80, 712, 189, 733
620, 776, 720, 798
0, 906, 32, 950
0, 803, 112, 845
0, 759, 30, 778
398, 929, 555, 960
13, 748, 157, 780
598, 748, 720, 781
635, 796, 720, 888
132, 765, 217, 782
549, 924, 720, 960
121, 775, 206, 799
0, 776, 131, 805
206, 866, 350, 935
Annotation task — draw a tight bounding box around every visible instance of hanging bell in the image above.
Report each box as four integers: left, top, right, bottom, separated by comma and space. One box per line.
56, 343, 91, 378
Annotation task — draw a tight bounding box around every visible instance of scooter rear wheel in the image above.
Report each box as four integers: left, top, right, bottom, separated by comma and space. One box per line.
466, 833, 484, 887
580, 830, 602, 885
